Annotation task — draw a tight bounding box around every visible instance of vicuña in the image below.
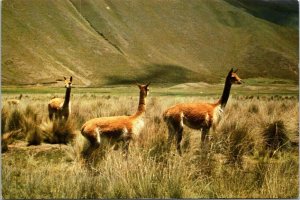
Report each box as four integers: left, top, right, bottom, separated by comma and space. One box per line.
81, 83, 150, 157
163, 68, 242, 155
48, 76, 72, 121
7, 94, 23, 106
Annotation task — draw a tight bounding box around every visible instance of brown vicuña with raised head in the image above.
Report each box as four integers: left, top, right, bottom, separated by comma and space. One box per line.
81, 83, 150, 157
163, 68, 242, 154
48, 76, 72, 121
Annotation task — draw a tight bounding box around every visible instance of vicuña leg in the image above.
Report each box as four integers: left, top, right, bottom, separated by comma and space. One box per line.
175, 126, 183, 155
82, 128, 101, 159
167, 123, 175, 148
122, 139, 130, 159
201, 127, 210, 143
166, 116, 184, 155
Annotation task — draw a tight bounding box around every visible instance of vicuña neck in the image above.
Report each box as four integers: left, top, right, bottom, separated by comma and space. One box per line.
63, 87, 71, 108
219, 76, 232, 108
134, 92, 146, 117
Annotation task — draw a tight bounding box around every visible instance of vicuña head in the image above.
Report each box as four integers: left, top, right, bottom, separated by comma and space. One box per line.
81, 83, 150, 159
64, 76, 73, 88
48, 76, 73, 121
163, 68, 242, 155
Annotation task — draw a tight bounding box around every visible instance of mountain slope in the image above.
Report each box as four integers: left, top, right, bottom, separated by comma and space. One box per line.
225, 0, 299, 29
2, 0, 298, 86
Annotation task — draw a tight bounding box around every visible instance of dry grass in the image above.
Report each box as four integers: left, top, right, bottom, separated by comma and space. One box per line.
1, 94, 299, 198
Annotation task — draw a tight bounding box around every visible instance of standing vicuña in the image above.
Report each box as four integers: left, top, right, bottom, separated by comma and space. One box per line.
81, 83, 150, 157
163, 68, 242, 155
48, 76, 72, 121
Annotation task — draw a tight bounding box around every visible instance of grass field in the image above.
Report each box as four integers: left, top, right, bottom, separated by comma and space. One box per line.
1, 84, 299, 198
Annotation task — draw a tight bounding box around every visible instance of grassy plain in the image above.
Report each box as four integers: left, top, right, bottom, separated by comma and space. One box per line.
1, 83, 299, 198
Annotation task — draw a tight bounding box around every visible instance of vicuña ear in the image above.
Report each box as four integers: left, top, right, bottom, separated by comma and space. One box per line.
64, 76, 67, 80
70, 76, 73, 82
146, 82, 151, 87
230, 68, 234, 73
234, 69, 239, 73
136, 82, 141, 88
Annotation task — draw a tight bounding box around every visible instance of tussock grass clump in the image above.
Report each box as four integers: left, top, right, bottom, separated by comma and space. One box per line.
27, 126, 43, 146
1, 129, 23, 152
262, 120, 290, 151
215, 119, 253, 165
23, 104, 42, 123
2, 105, 26, 151
214, 102, 258, 164
1, 106, 10, 134
23, 105, 44, 146
41, 118, 77, 144
7, 108, 24, 133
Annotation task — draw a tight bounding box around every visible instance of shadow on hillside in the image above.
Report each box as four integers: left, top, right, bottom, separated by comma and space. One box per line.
105, 64, 212, 85
225, 0, 299, 29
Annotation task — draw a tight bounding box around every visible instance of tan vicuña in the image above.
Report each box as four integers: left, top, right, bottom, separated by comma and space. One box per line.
48, 76, 72, 121
7, 94, 23, 106
81, 83, 150, 157
163, 68, 242, 155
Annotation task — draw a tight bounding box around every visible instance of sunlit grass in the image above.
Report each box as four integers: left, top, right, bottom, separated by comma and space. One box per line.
1, 89, 299, 198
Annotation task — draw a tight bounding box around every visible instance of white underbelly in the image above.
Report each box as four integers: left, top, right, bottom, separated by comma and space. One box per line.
212, 105, 223, 124
132, 118, 145, 136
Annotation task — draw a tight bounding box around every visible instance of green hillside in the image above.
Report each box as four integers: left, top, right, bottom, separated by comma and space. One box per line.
2, 0, 298, 86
